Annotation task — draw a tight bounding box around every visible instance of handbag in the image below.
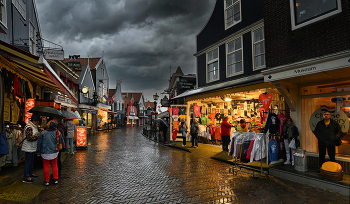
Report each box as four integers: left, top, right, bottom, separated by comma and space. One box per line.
288, 138, 296, 149
295, 138, 300, 148
335, 138, 342, 146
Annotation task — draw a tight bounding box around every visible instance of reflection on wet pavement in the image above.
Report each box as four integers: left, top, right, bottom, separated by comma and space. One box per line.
28, 127, 349, 204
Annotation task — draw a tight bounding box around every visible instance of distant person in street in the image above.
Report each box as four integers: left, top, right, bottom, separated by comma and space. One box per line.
190, 118, 199, 148
179, 118, 188, 147
313, 111, 343, 169
22, 114, 41, 184
65, 119, 77, 155
282, 118, 299, 166
82, 118, 86, 126
36, 120, 63, 186
221, 116, 232, 152
159, 122, 168, 144
56, 118, 66, 178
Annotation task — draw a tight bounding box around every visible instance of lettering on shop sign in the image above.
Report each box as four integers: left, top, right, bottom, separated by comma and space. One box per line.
294, 67, 316, 74
309, 107, 350, 133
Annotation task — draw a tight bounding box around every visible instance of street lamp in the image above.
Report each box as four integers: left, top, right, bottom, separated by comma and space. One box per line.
152, 93, 159, 140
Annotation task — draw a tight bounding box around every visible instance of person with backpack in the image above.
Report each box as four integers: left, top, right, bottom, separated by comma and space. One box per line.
179, 118, 188, 147
22, 114, 41, 184
190, 118, 199, 148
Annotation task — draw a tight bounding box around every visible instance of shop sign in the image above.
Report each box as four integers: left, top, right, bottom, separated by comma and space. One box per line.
265, 56, 350, 82
55, 95, 77, 105
309, 106, 350, 132
67, 62, 81, 68
25, 98, 35, 123
76, 126, 87, 147
44, 49, 64, 60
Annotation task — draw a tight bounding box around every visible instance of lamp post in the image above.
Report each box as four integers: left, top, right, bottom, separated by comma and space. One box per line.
153, 93, 159, 140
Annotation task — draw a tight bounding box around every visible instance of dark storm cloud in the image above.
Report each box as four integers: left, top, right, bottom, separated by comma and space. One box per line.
36, 0, 216, 100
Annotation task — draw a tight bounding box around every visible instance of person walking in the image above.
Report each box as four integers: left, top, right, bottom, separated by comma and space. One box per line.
65, 119, 77, 155
22, 114, 41, 184
36, 120, 63, 186
282, 118, 299, 166
313, 111, 343, 169
56, 118, 65, 178
190, 118, 199, 148
221, 116, 232, 152
179, 118, 188, 147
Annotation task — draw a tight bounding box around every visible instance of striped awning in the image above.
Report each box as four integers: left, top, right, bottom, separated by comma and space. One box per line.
0, 40, 77, 103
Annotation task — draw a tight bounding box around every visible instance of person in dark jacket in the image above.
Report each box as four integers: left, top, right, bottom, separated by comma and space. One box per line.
313, 111, 343, 168
221, 116, 232, 151
282, 118, 299, 166
190, 118, 199, 148
179, 118, 188, 147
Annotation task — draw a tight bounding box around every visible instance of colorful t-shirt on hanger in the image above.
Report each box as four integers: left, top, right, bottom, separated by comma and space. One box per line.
172, 121, 180, 131
179, 107, 186, 115
194, 105, 201, 117
209, 113, 215, 124
201, 117, 207, 125
179, 115, 186, 122
278, 113, 286, 136
172, 107, 180, 115
201, 106, 207, 115
172, 115, 179, 121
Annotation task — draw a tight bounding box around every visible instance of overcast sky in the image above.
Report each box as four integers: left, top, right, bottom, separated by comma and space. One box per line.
36, 0, 216, 105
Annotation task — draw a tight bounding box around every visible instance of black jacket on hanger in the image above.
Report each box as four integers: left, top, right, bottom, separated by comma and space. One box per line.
264, 113, 280, 134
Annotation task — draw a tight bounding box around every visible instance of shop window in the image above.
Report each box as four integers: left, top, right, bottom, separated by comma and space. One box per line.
207, 48, 219, 82
252, 28, 265, 70
0, 0, 7, 27
12, 0, 25, 19
224, 0, 241, 30
226, 37, 243, 77
302, 83, 350, 157
29, 21, 36, 55
290, 0, 342, 30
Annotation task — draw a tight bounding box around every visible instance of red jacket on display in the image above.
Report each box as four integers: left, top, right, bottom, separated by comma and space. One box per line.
220, 120, 231, 136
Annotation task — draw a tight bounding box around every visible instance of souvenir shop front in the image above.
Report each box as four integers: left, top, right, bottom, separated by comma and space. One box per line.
263, 53, 350, 173
97, 108, 108, 130
79, 105, 98, 131
171, 82, 293, 166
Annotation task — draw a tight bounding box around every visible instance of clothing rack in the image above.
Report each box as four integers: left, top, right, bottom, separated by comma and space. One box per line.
229, 132, 268, 178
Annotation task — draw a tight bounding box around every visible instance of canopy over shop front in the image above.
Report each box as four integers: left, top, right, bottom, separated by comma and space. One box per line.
0, 40, 77, 103
172, 74, 271, 101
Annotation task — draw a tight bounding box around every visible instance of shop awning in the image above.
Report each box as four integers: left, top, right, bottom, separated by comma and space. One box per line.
133, 116, 139, 120
108, 111, 117, 115
173, 74, 270, 101
0, 40, 77, 103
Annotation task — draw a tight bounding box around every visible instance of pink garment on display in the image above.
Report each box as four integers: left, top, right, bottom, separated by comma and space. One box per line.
194, 105, 201, 117
246, 140, 255, 159
278, 113, 286, 136
259, 93, 274, 112
172, 107, 180, 115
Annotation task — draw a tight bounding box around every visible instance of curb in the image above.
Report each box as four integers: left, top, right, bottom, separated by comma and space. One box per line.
141, 133, 191, 153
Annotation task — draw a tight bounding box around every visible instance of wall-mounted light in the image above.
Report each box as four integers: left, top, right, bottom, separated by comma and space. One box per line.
82, 87, 89, 94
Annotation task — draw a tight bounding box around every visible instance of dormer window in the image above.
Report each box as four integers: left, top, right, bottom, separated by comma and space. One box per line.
225, 0, 241, 30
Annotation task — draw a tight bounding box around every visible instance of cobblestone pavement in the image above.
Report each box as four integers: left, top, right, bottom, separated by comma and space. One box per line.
1, 127, 349, 204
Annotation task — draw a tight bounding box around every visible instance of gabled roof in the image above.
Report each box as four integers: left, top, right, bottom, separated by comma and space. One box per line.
145, 102, 155, 109
122, 92, 143, 105
77, 63, 95, 91
63, 57, 101, 70
47, 60, 80, 79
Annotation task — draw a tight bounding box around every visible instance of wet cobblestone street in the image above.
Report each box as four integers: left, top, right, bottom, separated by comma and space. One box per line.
3, 127, 349, 203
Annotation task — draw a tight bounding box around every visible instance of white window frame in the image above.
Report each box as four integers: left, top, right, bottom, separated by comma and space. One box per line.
290, 0, 342, 30
0, 0, 7, 28
252, 27, 265, 70
29, 20, 36, 55
224, 0, 241, 30
206, 47, 219, 83
12, 0, 25, 19
226, 36, 243, 77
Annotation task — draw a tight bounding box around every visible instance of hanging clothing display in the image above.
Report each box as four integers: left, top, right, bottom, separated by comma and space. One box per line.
268, 139, 278, 163
200, 117, 207, 125
194, 105, 201, 117
179, 115, 186, 122
179, 107, 186, 115
264, 113, 280, 134
201, 105, 207, 115
209, 113, 215, 124
172, 129, 177, 140
172, 120, 179, 131
172, 107, 180, 115
172, 115, 179, 121
278, 113, 286, 136
259, 93, 274, 112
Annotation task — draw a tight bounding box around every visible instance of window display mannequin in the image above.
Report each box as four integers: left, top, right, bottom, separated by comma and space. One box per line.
282, 118, 299, 166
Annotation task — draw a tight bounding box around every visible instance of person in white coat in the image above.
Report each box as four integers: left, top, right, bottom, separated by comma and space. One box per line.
22, 114, 41, 183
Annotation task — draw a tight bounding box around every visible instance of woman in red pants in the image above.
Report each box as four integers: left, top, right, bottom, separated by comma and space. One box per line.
36, 120, 63, 186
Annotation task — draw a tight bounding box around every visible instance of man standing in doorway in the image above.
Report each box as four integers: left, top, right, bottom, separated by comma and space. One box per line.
313, 111, 342, 169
